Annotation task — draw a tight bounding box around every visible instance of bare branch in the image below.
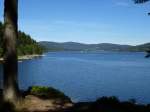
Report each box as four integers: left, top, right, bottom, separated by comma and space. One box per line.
134, 0, 150, 3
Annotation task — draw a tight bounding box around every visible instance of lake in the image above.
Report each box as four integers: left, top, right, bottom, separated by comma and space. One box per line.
0, 51, 150, 104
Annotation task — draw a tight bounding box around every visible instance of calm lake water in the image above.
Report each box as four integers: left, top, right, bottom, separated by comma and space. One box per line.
0, 51, 150, 104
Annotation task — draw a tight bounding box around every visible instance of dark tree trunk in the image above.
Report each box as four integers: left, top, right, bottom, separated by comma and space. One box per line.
3, 0, 20, 103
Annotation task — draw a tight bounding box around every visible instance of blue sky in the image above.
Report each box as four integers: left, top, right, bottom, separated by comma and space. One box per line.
0, 0, 150, 45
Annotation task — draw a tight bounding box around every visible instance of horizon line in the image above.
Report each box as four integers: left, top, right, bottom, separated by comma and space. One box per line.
38, 40, 150, 46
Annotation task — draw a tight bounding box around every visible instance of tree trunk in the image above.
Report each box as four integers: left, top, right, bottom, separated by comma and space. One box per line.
3, 0, 20, 103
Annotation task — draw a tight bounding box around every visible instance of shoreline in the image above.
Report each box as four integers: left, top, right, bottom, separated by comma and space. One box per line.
0, 54, 44, 62
1, 86, 150, 112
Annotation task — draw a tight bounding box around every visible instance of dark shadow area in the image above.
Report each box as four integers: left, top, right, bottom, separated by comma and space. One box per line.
0, 87, 150, 112
63, 96, 150, 112
0, 102, 16, 112
0, 89, 17, 112
145, 50, 150, 58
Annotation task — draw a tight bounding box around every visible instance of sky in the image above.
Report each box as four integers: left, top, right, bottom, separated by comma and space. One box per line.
0, 0, 150, 45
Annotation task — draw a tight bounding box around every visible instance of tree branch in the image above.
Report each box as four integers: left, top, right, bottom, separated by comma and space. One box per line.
134, 0, 150, 3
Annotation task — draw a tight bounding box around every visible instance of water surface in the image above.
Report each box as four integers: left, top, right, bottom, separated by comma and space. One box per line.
0, 51, 150, 103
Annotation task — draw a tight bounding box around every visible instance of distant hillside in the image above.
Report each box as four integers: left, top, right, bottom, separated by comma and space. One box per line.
0, 22, 44, 57
39, 41, 132, 52
128, 43, 150, 52
39, 41, 150, 52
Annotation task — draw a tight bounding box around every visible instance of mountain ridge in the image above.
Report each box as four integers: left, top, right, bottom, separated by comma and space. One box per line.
39, 41, 150, 52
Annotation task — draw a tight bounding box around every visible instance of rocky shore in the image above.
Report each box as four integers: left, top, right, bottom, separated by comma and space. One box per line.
1, 86, 150, 112
0, 54, 44, 63
0, 86, 73, 112
18, 54, 44, 60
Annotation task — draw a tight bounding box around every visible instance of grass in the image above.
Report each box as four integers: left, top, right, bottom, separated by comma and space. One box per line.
26, 86, 71, 102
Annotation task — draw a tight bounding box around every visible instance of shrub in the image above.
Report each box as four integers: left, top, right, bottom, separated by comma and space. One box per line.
27, 86, 71, 102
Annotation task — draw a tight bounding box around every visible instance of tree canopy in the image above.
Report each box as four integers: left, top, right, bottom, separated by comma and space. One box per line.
0, 22, 44, 57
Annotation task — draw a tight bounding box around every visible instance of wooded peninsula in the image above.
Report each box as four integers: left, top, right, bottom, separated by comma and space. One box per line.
0, 22, 44, 57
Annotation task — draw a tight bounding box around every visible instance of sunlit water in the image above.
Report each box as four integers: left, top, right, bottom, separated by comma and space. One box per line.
0, 51, 150, 104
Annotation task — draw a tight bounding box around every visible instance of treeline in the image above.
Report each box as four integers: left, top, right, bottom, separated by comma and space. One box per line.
128, 43, 150, 52
0, 22, 44, 57
39, 41, 150, 52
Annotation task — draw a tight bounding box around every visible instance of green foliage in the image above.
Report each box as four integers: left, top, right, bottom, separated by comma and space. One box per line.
28, 86, 71, 102
17, 31, 44, 55
0, 22, 44, 57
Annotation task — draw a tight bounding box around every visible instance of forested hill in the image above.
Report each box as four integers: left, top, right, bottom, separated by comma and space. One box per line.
39, 41, 150, 52
38, 41, 131, 51
0, 22, 44, 57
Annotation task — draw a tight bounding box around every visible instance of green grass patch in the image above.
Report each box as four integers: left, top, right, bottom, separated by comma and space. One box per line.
27, 86, 71, 102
